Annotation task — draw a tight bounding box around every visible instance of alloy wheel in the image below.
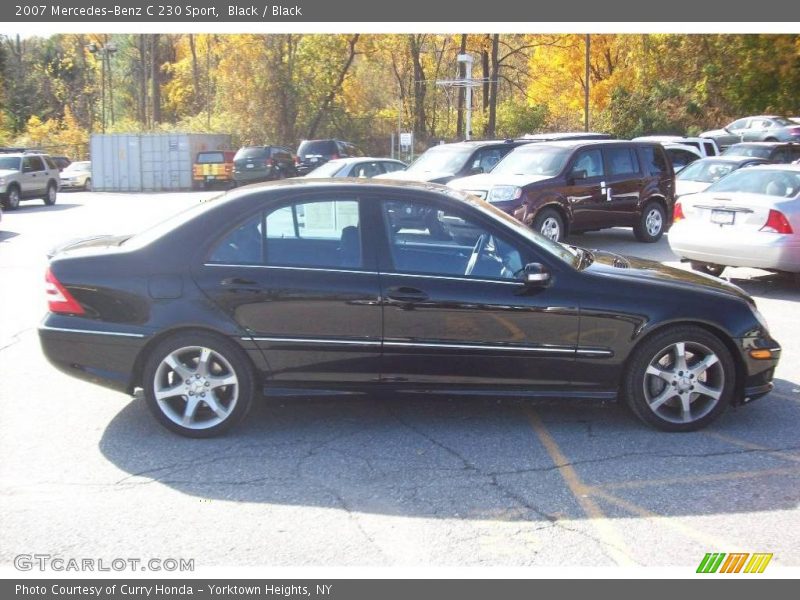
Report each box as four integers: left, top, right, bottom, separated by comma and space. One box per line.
645, 208, 663, 237
643, 341, 724, 424
541, 217, 561, 241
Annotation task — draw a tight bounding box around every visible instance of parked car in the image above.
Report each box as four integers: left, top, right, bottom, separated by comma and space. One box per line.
50, 155, 72, 171
670, 164, 800, 277
448, 140, 675, 243
701, 116, 800, 149
662, 143, 703, 173
39, 179, 779, 436
193, 150, 235, 189
634, 136, 720, 158
720, 142, 800, 164
375, 140, 528, 184
304, 157, 406, 178
295, 139, 363, 175
675, 156, 769, 198
59, 161, 92, 191
233, 145, 296, 186
0, 150, 60, 209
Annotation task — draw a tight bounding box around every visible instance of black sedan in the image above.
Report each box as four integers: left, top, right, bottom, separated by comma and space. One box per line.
39, 180, 780, 437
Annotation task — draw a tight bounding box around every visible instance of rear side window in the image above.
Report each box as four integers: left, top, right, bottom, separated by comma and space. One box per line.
298, 140, 338, 157
23, 156, 45, 172
197, 152, 225, 164
234, 147, 268, 160
208, 214, 264, 265
703, 142, 716, 156
640, 146, 669, 176
382, 161, 405, 174
44, 157, 59, 170
605, 147, 640, 176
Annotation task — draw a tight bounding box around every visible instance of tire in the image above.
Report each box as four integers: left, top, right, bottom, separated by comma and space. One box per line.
531, 208, 565, 242
3, 185, 20, 210
142, 331, 257, 438
84, 178, 92, 192
691, 261, 726, 277
43, 183, 57, 206
634, 201, 665, 242
622, 326, 736, 432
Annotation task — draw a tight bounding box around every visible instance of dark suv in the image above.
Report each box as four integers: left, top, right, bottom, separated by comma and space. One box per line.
376, 139, 533, 184
295, 139, 362, 175
232, 145, 297, 186
449, 140, 675, 243
721, 142, 800, 164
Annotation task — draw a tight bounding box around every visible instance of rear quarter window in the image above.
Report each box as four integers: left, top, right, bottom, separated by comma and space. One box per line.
605, 147, 640, 176
639, 146, 669, 176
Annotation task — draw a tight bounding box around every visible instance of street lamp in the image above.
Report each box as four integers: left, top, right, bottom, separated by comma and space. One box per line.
87, 41, 118, 133
437, 53, 480, 141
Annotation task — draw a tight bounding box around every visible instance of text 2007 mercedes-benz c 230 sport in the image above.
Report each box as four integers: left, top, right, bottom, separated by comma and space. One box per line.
39, 179, 781, 437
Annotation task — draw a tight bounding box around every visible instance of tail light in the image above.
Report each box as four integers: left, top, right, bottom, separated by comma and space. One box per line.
760, 209, 794, 234
294, 156, 300, 165
673, 202, 685, 223
264, 158, 274, 168
45, 268, 85, 315
330, 154, 340, 160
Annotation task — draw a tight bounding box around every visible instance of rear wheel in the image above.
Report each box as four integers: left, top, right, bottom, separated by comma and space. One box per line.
43, 183, 57, 206
623, 326, 735, 432
634, 201, 665, 242
691, 261, 726, 277
142, 332, 256, 438
531, 208, 565, 242
2, 185, 20, 210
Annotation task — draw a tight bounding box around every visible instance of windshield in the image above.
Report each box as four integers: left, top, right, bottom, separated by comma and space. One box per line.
64, 161, 90, 172
705, 169, 800, 197
677, 160, 737, 183
406, 146, 473, 174
451, 190, 580, 268
491, 146, 571, 176
0, 156, 21, 170
722, 145, 771, 159
306, 160, 346, 177
196, 152, 225, 164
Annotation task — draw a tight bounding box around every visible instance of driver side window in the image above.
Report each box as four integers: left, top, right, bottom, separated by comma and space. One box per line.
381, 199, 523, 281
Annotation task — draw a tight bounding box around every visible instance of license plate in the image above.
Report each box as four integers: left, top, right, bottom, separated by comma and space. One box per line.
711, 209, 735, 225
310, 157, 319, 163
206, 176, 216, 180
246, 163, 254, 169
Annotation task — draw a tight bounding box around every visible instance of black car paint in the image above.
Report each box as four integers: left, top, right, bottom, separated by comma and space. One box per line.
39, 180, 778, 406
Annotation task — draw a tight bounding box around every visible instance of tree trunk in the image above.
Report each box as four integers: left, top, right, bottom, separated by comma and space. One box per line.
306, 34, 360, 139
189, 34, 200, 112
138, 35, 148, 127
486, 34, 499, 138
481, 36, 490, 116
150, 34, 161, 125
409, 35, 427, 139
455, 34, 467, 139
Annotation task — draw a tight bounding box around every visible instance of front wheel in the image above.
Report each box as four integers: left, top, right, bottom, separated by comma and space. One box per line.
531, 208, 565, 242
3, 185, 20, 210
43, 183, 57, 206
634, 201, 665, 242
142, 332, 256, 437
622, 326, 735, 432
691, 261, 725, 277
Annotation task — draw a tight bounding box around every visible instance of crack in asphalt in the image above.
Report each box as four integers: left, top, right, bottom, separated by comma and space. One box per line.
0, 327, 32, 353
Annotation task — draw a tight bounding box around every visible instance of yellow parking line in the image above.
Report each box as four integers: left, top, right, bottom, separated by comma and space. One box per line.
524, 408, 635, 566
704, 430, 800, 464
598, 465, 800, 491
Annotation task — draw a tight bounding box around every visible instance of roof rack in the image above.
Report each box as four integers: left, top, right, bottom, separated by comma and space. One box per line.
0, 147, 47, 154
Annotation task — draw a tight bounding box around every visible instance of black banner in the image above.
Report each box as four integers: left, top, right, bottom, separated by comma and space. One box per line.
3, 0, 800, 22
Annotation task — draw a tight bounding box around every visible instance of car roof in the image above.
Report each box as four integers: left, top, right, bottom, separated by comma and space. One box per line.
324, 157, 404, 165
692, 156, 769, 164
740, 163, 800, 173
511, 139, 647, 150
727, 141, 797, 147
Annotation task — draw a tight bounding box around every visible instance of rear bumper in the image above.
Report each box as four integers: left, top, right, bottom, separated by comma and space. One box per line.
669, 222, 800, 272
38, 316, 150, 394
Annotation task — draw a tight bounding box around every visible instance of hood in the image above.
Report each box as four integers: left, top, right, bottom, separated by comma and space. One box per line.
376, 169, 453, 184
675, 180, 711, 197
47, 234, 131, 259
449, 173, 556, 190
585, 250, 753, 303
0, 169, 18, 178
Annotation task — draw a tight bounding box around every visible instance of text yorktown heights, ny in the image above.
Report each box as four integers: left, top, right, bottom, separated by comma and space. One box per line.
16, 584, 334, 597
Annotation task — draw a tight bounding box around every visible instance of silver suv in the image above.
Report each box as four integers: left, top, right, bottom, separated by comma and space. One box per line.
0, 150, 61, 210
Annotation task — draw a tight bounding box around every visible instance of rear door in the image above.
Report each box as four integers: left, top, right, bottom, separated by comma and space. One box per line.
194, 191, 382, 383
602, 146, 645, 225
564, 148, 612, 230
21, 156, 46, 196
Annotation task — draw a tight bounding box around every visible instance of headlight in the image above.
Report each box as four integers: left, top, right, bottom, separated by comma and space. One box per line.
488, 186, 522, 202
0, 177, 5, 185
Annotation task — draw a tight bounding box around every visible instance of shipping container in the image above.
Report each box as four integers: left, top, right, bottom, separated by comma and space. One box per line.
90, 133, 232, 192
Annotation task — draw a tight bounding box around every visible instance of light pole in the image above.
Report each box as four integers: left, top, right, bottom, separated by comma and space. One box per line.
457, 53, 474, 140
87, 41, 118, 133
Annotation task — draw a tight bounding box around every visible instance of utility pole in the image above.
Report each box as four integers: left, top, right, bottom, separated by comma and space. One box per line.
86, 41, 118, 134
459, 53, 474, 140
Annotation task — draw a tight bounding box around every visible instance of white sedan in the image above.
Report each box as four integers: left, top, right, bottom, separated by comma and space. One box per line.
59, 161, 92, 191
669, 164, 800, 277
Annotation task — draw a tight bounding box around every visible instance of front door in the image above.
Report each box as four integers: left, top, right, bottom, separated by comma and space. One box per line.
21, 155, 46, 197
194, 193, 382, 383
565, 148, 612, 230
375, 195, 579, 390
602, 145, 644, 226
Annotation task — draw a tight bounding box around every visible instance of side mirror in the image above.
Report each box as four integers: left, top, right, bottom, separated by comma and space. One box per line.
569, 169, 587, 184
521, 262, 550, 286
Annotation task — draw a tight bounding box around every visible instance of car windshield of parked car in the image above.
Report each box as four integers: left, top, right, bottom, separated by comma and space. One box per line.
406, 146, 473, 174
722, 145, 772, 159
705, 169, 800, 198
677, 160, 737, 183
451, 190, 581, 268
491, 146, 571, 176
64, 161, 90, 173
0, 156, 21, 170
196, 152, 226, 164
306, 160, 346, 177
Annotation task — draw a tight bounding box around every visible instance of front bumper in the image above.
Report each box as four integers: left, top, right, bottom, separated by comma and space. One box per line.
670, 221, 800, 272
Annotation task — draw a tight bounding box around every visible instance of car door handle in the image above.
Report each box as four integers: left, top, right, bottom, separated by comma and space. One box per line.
386, 286, 429, 303
220, 277, 258, 286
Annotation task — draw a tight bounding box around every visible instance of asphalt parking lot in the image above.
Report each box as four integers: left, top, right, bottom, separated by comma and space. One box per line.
1, 190, 799, 570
